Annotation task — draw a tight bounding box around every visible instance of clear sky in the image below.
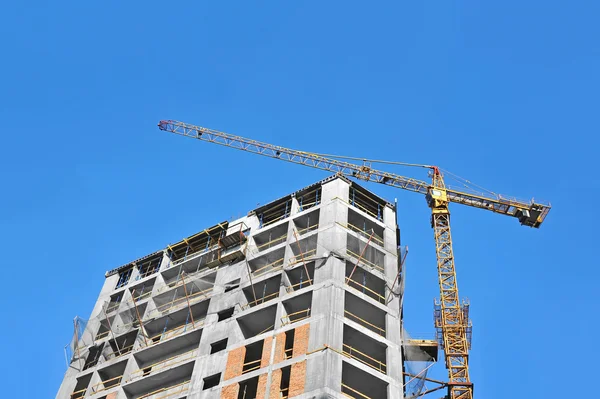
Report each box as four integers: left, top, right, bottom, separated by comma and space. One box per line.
1, 2, 597, 398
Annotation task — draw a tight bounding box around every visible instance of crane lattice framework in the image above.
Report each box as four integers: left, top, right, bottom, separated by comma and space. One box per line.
158, 120, 551, 399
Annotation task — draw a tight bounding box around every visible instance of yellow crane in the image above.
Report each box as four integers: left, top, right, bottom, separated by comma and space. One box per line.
158, 119, 551, 399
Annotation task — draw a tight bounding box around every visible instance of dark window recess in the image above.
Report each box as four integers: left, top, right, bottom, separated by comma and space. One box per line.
218, 307, 235, 321
203, 373, 221, 390
211, 338, 228, 354
285, 329, 295, 359
224, 279, 241, 293
115, 268, 133, 289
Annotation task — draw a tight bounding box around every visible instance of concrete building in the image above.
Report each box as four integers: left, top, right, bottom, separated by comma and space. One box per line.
56, 175, 411, 399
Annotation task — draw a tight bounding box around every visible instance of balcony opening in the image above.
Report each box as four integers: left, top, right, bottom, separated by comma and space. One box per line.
344, 292, 386, 337
115, 267, 133, 289
210, 338, 228, 354
130, 329, 200, 382
281, 292, 312, 326
253, 222, 288, 252
129, 277, 156, 303
289, 234, 318, 266
116, 302, 147, 332
248, 247, 285, 277
237, 304, 277, 339
143, 300, 209, 346
347, 234, 385, 274
341, 361, 387, 399
123, 362, 193, 399
96, 315, 117, 341
106, 292, 123, 314
225, 278, 241, 293
70, 373, 92, 399
91, 360, 126, 395
203, 373, 221, 390
166, 222, 228, 266
349, 185, 386, 222
345, 262, 386, 304
136, 252, 163, 280
150, 274, 214, 319
347, 208, 385, 247
242, 340, 264, 374
243, 274, 281, 309
343, 324, 387, 374
255, 195, 293, 228
293, 209, 319, 237
278, 366, 292, 398
296, 186, 321, 213
104, 330, 138, 361
284, 330, 295, 360
83, 342, 104, 370
285, 262, 314, 293
218, 307, 235, 321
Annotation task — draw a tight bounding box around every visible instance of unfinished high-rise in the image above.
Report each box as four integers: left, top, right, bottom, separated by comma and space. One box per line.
57, 175, 429, 399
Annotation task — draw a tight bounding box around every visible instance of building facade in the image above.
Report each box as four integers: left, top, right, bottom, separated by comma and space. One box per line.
56, 175, 408, 399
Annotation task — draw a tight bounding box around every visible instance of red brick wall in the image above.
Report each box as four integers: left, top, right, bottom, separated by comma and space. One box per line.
292, 324, 310, 357
105, 393, 117, 399
256, 373, 268, 399
261, 336, 273, 367
221, 382, 239, 399
224, 346, 246, 380
273, 332, 286, 364
269, 368, 283, 399
288, 360, 307, 397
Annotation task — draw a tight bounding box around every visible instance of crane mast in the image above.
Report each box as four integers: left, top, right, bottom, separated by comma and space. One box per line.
158, 119, 551, 399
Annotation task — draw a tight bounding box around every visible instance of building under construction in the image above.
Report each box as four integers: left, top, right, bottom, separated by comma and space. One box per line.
56, 175, 435, 399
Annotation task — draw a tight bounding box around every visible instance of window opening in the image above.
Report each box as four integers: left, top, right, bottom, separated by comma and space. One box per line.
218, 307, 234, 321
210, 338, 228, 354
115, 268, 133, 289
203, 373, 221, 390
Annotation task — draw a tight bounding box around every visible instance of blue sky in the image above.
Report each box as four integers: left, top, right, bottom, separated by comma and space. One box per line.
1, 2, 597, 398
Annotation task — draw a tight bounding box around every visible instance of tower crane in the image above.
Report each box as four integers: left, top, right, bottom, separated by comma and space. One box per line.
158, 119, 551, 399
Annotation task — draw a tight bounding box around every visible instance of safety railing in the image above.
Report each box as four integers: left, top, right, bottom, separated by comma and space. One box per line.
95, 330, 111, 341
242, 358, 262, 374
90, 375, 122, 395
345, 280, 385, 304
138, 379, 190, 399
284, 347, 293, 360
337, 222, 384, 247
252, 257, 284, 277
104, 343, 135, 361
170, 243, 219, 268
256, 234, 288, 251
242, 291, 280, 310
70, 388, 87, 399
138, 267, 160, 279
344, 310, 385, 337
341, 383, 372, 399
285, 279, 313, 293
105, 302, 121, 314
141, 320, 204, 348
133, 290, 153, 302
295, 224, 319, 236
129, 348, 198, 381
289, 248, 317, 266
281, 308, 311, 326
342, 344, 386, 374
332, 196, 381, 221
346, 249, 384, 273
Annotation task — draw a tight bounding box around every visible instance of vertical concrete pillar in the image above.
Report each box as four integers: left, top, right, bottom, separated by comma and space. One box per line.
261, 336, 273, 367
